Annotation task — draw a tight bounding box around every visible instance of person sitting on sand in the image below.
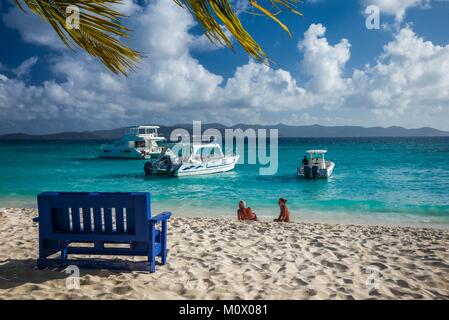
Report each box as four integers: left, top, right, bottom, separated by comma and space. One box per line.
274, 198, 290, 223
237, 200, 258, 221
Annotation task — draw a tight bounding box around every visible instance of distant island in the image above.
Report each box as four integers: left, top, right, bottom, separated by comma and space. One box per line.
1, 124, 448, 140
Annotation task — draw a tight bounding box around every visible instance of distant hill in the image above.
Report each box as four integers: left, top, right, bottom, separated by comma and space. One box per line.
1, 124, 448, 140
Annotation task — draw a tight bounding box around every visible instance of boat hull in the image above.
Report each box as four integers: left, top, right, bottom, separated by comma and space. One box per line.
298, 161, 335, 179
99, 148, 160, 159
175, 159, 238, 176
145, 155, 239, 177
99, 151, 144, 159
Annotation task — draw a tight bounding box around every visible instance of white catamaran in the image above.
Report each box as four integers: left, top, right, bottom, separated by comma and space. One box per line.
144, 143, 239, 177
99, 126, 165, 159
297, 149, 335, 179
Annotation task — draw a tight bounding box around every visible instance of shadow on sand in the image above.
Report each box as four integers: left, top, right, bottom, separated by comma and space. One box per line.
0, 258, 152, 290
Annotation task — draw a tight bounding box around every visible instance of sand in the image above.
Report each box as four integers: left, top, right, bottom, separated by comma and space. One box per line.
0, 207, 449, 300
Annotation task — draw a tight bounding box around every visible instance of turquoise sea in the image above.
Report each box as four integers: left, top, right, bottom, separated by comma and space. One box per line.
1, 138, 449, 228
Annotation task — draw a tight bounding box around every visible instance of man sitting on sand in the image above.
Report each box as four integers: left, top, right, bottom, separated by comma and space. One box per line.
274, 198, 290, 223
237, 200, 258, 221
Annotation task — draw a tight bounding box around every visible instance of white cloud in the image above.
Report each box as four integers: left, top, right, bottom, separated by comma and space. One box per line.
222, 61, 308, 111
127, 0, 223, 104
0, 0, 224, 130
364, 0, 430, 22
231, 0, 251, 12
12, 56, 38, 78
3, 6, 65, 49
350, 27, 449, 126
299, 23, 351, 94
112, 0, 142, 16
1, 1, 449, 133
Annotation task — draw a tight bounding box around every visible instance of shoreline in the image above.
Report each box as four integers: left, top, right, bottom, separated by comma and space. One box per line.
1, 207, 449, 299
2, 203, 449, 230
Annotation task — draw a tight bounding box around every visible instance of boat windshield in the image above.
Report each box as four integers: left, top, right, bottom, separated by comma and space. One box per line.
140, 128, 156, 135
195, 147, 223, 160
306, 153, 326, 165
134, 141, 146, 148
128, 127, 158, 135
169, 144, 190, 160
308, 153, 325, 158
169, 144, 224, 161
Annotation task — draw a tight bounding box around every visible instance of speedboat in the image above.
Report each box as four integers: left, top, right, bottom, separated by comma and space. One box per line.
297, 149, 335, 179
144, 143, 239, 177
99, 125, 165, 159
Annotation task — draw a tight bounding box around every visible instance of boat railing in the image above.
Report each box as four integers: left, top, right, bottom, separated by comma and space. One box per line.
100, 143, 113, 150
138, 133, 166, 139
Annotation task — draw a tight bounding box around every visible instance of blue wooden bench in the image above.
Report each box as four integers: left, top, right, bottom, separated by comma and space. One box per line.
37, 192, 171, 273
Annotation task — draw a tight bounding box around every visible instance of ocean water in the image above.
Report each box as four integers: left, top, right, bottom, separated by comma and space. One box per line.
1, 138, 449, 228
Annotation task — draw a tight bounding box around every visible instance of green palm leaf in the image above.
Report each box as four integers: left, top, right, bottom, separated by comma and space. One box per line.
174, 0, 302, 62
14, 0, 301, 76
15, 0, 141, 76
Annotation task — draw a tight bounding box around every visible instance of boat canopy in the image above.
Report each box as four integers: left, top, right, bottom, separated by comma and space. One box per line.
164, 142, 225, 160
127, 126, 160, 135
306, 149, 327, 154
135, 125, 160, 129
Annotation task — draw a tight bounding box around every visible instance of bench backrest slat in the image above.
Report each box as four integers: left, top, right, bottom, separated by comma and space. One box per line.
104, 208, 113, 232
93, 207, 103, 232
71, 207, 81, 232
82, 207, 92, 232
126, 208, 135, 233
115, 207, 125, 233
38, 192, 151, 241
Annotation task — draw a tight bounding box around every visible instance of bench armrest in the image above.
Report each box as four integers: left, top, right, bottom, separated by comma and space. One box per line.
150, 211, 172, 223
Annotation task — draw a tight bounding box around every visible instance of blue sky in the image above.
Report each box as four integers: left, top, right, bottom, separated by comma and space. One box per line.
1, 0, 449, 133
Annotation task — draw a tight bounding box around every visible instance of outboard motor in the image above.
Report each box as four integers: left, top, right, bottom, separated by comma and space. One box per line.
304, 165, 312, 179
312, 165, 319, 178
144, 161, 153, 175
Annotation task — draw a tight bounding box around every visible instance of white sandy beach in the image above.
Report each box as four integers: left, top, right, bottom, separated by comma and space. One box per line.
1, 207, 449, 299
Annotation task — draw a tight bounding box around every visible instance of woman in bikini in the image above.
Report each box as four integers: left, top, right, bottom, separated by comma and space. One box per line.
237, 200, 258, 221
274, 198, 290, 222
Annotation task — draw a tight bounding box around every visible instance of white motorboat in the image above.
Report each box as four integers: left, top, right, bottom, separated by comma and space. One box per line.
297, 149, 335, 179
144, 143, 239, 177
99, 125, 165, 159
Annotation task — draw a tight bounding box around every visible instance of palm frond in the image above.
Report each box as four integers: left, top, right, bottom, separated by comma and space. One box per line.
14, 0, 301, 75
14, 0, 140, 76
174, 0, 302, 62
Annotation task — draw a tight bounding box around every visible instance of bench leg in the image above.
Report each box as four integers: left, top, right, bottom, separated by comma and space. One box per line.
38, 239, 69, 269
38, 239, 48, 269
37, 258, 46, 269
161, 220, 167, 265
60, 240, 70, 259
61, 248, 68, 259
149, 223, 156, 273
148, 248, 156, 273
